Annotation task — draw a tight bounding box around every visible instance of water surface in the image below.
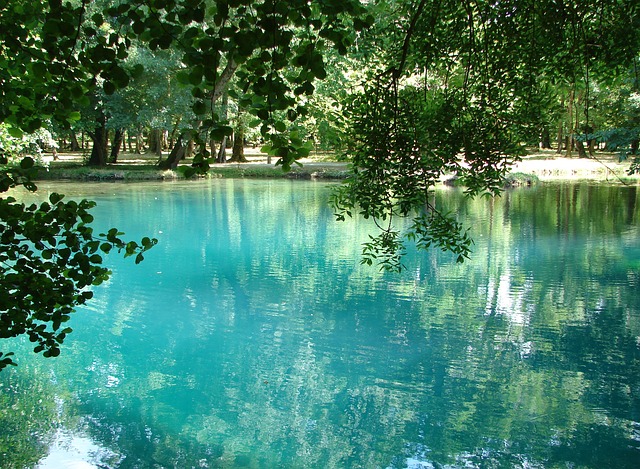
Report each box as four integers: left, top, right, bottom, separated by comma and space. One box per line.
1, 180, 639, 468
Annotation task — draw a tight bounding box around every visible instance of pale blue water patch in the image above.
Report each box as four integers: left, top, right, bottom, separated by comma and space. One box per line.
1, 180, 639, 468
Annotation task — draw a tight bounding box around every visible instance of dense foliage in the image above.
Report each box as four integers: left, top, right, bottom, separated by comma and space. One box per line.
333, 0, 640, 270
0, 156, 156, 369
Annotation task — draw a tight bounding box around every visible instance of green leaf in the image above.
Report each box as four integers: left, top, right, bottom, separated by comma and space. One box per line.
103, 81, 116, 95
24, 181, 37, 192
67, 111, 82, 123
176, 70, 191, 85
20, 157, 35, 169
193, 100, 207, 115
210, 125, 233, 140
130, 64, 144, 78
183, 166, 198, 178
189, 66, 203, 86
109, 65, 130, 88
8, 127, 23, 138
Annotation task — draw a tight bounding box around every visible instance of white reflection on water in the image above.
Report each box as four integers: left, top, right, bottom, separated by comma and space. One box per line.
36, 429, 122, 469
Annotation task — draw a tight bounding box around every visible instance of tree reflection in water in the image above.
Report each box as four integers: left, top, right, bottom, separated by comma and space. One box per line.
1, 181, 639, 468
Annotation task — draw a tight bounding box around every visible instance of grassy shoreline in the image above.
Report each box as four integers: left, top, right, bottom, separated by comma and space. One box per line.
36, 163, 351, 182
32, 148, 639, 184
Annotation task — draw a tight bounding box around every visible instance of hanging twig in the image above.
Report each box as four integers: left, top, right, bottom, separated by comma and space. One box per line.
392, 0, 429, 79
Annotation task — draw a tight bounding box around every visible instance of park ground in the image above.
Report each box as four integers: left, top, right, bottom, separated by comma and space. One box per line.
35, 148, 640, 184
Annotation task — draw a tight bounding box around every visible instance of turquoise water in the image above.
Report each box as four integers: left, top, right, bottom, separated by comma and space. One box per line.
1, 180, 640, 468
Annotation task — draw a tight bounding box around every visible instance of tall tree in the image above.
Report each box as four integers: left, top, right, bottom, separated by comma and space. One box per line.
116, 0, 371, 171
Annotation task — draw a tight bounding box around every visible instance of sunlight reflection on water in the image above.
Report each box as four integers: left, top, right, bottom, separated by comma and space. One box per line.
36, 429, 122, 469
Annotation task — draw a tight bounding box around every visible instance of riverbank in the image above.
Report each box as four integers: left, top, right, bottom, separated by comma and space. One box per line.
510, 150, 638, 183
33, 148, 639, 184
35, 148, 350, 181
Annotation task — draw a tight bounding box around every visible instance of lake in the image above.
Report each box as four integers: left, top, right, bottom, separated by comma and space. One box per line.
1, 180, 639, 468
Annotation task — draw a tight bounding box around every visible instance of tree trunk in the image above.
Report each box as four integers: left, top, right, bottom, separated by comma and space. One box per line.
209, 138, 217, 158
186, 138, 195, 159
136, 131, 143, 154
540, 126, 551, 149
229, 107, 248, 163
159, 134, 186, 169
109, 128, 124, 163
216, 136, 227, 163
565, 136, 572, 153
556, 95, 565, 153
581, 124, 594, 157
565, 90, 574, 158
69, 132, 81, 151
169, 118, 182, 150
87, 112, 108, 167
148, 129, 163, 156
215, 89, 230, 163
162, 130, 168, 151
229, 130, 247, 163
147, 130, 157, 153
575, 139, 587, 158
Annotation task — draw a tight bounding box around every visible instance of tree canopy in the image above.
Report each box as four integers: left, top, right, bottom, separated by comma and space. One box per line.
332, 0, 640, 270
1, 0, 640, 365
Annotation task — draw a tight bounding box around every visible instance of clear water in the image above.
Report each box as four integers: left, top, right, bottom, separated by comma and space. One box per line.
1, 180, 640, 468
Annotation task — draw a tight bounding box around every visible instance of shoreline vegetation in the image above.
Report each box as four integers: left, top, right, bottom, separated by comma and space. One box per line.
33, 148, 640, 185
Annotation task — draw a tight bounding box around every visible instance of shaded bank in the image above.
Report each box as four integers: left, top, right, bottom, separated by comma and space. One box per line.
35, 161, 351, 182
32, 149, 640, 183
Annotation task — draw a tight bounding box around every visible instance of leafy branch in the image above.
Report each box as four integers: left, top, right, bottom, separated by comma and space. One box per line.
0, 174, 156, 369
